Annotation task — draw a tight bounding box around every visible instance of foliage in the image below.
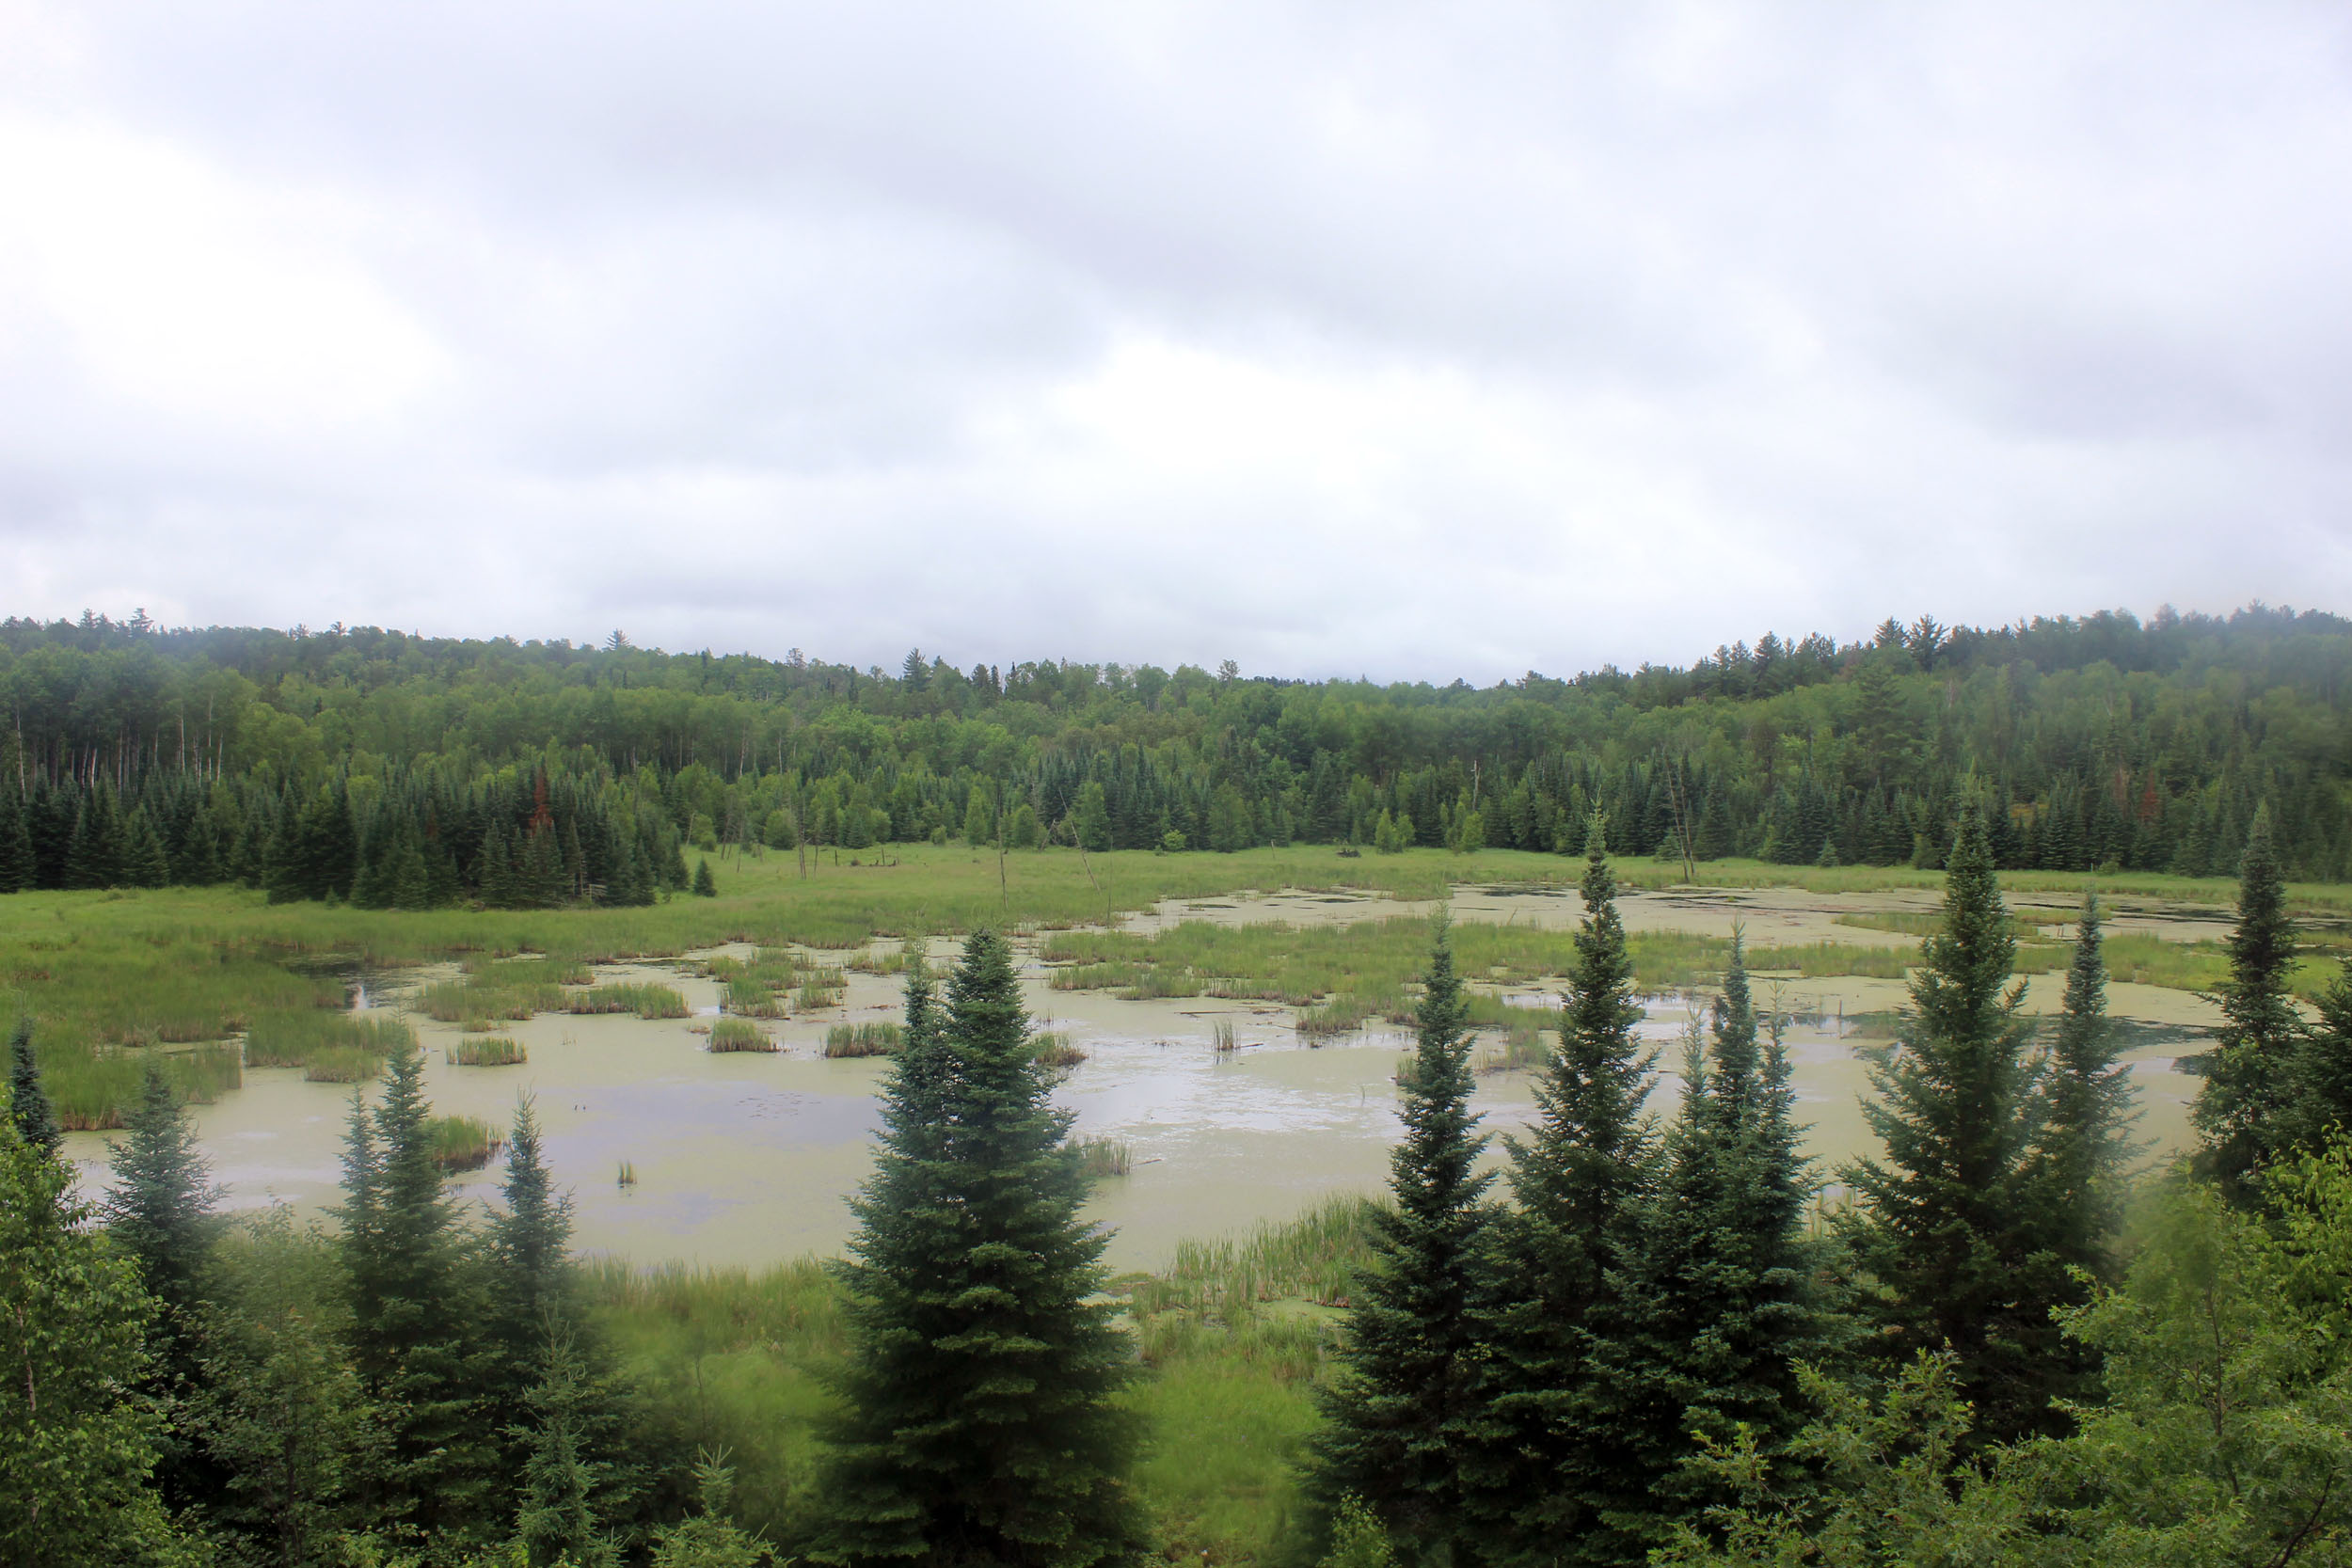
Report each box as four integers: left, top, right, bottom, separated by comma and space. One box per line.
2194, 805, 2306, 1200
1311, 917, 1493, 1560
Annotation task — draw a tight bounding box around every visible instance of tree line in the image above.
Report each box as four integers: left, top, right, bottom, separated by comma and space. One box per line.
3, 599, 2350, 894
10, 799, 2352, 1564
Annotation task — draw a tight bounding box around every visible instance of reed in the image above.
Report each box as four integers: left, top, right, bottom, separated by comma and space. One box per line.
707, 1017, 779, 1053
822, 1022, 903, 1058
1211, 1019, 1238, 1053
427, 1114, 502, 1173
1075, 1134, 1133, 1178
562, 982, 689, 1019
616, 1159, 637, 1187
245, 1009, 417, 1071
1033, 1031, 1087, 1069
795, 979, 846, 1011
723, 978, 787, 1018
446, 1035, 529, 1067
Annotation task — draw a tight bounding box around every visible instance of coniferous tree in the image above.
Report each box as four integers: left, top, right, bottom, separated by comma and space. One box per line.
2193, 805, 2303, 1201
1840, 802, 2055, 1444
815, 929, 1143, 1568
338, 1046, 497, 1544
691, 858, 718, 897
122, 806, 171, 887
648, 1454, 769, 1568
1466, 821, 1659, 1565
7, 1017, 62, 1162
511, 1328, 617, 1568
0, 788, 31, 892
1611, 939, 1842, 1543
1313, 917, 1494, 1561
103, 1061, 222, 1454
2289, 959, 2352, 1158
2030, 892, 2142, 1280
64, 779, 124, 889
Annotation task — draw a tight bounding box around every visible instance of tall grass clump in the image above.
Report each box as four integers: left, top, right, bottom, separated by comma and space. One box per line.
564, 983, 688, 1019
244, 1009, 417, 1071
1033, 1031, 1086, 1069
1211, 1019, 1238, 1053
446, 1036, 528, 1067
1074, 1135, 1132, 1178
427, 1114, 503, 1173
822, 1022, 902, 1058
707, 1018, 778, 1053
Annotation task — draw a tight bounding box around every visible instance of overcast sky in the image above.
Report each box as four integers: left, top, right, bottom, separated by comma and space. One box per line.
3, 3, 2348, 681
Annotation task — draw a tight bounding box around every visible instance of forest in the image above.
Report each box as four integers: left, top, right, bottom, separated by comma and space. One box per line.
10, 803, 2352, 1566
1, 600, 2349, 911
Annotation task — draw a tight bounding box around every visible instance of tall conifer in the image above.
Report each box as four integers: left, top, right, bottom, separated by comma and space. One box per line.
1314, 917, 1493, 1561
815, 930, 1143, 1568
1466, 821, 1659, 1565
338, 1045, 496, 1542
103, 1060, 220, 1341
1841, 802, 2054, 1444
2031, 893, 2142, 1275
1612, 940, 1840, 1544
8, 1018, 62, 1162
0, 790, 31, 893
2193, 805, 2302, 1200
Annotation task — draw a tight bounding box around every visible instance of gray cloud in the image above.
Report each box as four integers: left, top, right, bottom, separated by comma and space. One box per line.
3, 0, 2349, 679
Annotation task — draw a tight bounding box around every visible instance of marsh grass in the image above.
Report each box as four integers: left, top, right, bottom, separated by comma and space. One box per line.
1212, 1019, 1238, 1053
427, 1114, 502, 1173
1032, 1031, 1086, 1069
446, 1036, 528, 1067
822, 1022, 902, 1058
8, 845, 2329, 1124
1075, 1135, 1132, 1178
563, 982, 689, 1019
707, 1017, 778, 1053
795, 978, 846, 1011
616, 1159, 637, 1187
244, 1008, 416, 1070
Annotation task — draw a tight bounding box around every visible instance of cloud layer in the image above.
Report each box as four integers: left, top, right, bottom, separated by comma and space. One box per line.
3, 1, 2348, 678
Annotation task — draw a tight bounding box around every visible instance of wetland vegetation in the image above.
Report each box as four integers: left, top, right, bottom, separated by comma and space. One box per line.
11, 602, 2352, 1567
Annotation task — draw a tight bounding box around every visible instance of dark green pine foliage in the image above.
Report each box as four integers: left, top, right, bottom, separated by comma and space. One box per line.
691, 858, 718, 897
0, 789, 31, 892
2290, 959, 2352, 1158
2193, 806, 2304, 1201
1312, 918, 1493, 1562
488, 1095, 575, 1372
102, 1061, 222, 1507
121, 807, 170, 887
8, 1017, 62, 1161
2031, 893, 2142, 1278
337, 1048, 496, 1543
815, 929, 1144, 1568
1611, 937, 1840, 1544
510, 1328, 617, 1568
1840, 803, 2056, 1445
1467, 823, 1660, 1565
64, 779, 125, 889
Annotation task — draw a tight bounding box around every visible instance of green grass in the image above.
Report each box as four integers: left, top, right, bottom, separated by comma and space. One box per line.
707, 1017, 778, 1053
1075, 1135, 1132, 1178
822, 1022, 902, 1058
1033, 1031, 1086, 1069
427, 1113, 502, 1172
446, 1035, 529, 1067
244, 1009, 417, 1073
5, 844, 2333, 1124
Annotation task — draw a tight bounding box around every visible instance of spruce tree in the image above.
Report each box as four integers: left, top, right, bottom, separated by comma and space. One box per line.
122, 806, 171, 888
1611, 939, 1840, 1544
0, 788, 31, 893
692, 858, 718, 897
2031, 893, 2142, 1278
2193, 805, 2303, 1200
510, 1327, 617, 1568
814, 928, 1143, 1568
338, 1045, 497, 1543
8, 1017, 62, 1162
1840, 802, 2055, 1444
103, 1060, 221, 1381
1466, 822, 1659, 1565
2289, 958, 2352, 1158
1313, 917, 1494, 1561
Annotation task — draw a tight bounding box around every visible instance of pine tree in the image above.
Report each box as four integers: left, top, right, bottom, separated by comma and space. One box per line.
8, 1017, 62, 1162
2031, 893, 2142, 1277
122, 806, 171, 887
176, 809, 224, 886
649, 1452, 769, 1568
2193, 805, 2303, 1200
64, 780, 124, 889
691, 858, 718, 897
103, 1060, 221, 1369
0, 788, 31, 892
814, 928, 1144, 1568
511, 1328, 617, 1568
2289, 959, 2352, 1158
338, 1046, 497, 1542
1611, 939, 1841, 1543
1313, 917, 1494, 1560
1840, 802, 2055, 1444
1466, 821, 1659, 1564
